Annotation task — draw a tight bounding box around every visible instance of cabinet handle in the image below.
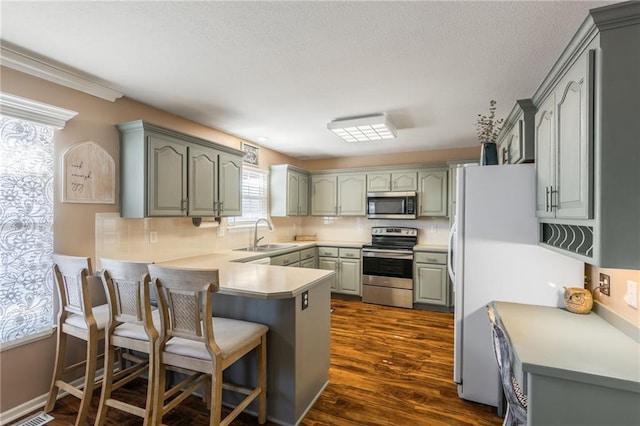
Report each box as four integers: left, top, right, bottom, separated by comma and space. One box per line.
545, 187, 550, 212
549, 186, 558, 210
182, 199, 188, 211
219, 200, 224, 213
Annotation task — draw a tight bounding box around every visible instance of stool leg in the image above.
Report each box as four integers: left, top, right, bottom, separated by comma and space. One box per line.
95, 339, 115, 426
45, 327, 67, 412
257, 335, 267, 424
75, 333, 98, 426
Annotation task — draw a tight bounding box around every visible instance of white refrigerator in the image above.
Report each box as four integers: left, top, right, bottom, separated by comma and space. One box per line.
448, 164, 584, 407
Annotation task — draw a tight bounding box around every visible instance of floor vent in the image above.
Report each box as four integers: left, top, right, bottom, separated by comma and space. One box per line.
14, 412, 54, 426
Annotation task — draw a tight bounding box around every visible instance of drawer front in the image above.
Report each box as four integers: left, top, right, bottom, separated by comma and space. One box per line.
271, 251, 301, 266
300, 247, 317, 261
318, 247, 339, 257
414, 252, 447, 264
339, 248, 361, 259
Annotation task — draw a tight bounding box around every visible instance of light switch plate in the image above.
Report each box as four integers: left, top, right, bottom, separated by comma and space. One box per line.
624, 280, 638, 309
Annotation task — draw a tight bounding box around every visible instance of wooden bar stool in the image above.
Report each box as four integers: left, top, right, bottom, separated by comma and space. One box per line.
45, 254, 110, 426
95, 259, 160, 426
148, 264, 268, 426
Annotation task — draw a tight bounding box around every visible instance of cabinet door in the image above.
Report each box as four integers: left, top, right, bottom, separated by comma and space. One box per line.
300, 257, 316, 269
298, 173, 310, 216
286, 172, 300, 216
414, 263, 448, 305
311, 175, 337, 216
188, 146, 218, 217
148, 136, 187, 216
391, 172, 418, 191
507, 120, 523, 164
337, 174, 366, 216
418, 170, 448, 217
339, 259, 361, 295
555, 52, 592, 219
218, 153, 242, 216
367, 173, 391, 192
535, 95, 556, 218
318, 257, 338, 290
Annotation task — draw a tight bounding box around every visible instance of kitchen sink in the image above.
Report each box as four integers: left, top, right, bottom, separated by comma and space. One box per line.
234, 243, 297, 252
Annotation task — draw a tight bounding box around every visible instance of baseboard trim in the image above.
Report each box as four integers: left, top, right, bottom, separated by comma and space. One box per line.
0, 368, 106, 426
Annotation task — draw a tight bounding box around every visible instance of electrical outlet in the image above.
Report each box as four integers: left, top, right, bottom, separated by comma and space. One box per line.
624, 280, 638, 309
301, 290, 309, 310
599, 273, 610, 296
149, 231, 158, 244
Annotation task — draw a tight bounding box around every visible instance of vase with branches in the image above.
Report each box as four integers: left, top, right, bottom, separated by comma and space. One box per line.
476, 100, 504, 165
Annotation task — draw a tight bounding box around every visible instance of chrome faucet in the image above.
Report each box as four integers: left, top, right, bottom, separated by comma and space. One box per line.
253, 218, 273, 248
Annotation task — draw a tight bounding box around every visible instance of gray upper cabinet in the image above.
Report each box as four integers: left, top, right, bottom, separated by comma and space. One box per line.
535, 49, 593, 220
311, 174, 338, 216
148, 135, 188, 217
418, 169, 448, 217
366, 171, 417, 192
497, 99, 536, 165
117, 120, 244, 218
311, 173, 366, 216
337, 174, 366, 216
270, 164, 309, 217
532, 2, 640, 269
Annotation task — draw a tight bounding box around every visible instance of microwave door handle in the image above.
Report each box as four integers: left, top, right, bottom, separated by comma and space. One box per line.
447, 221, 456, 282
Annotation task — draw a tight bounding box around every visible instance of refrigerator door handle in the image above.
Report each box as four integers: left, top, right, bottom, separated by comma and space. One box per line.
447, 221, 456, 282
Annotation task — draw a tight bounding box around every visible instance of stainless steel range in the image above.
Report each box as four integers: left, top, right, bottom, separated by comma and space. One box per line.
362, 227, 417, 309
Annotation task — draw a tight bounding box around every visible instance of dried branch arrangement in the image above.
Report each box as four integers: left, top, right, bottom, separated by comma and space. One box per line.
476, 100, 504, 144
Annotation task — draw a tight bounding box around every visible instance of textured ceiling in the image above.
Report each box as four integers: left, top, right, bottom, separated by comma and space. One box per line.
0, 1, 614, 159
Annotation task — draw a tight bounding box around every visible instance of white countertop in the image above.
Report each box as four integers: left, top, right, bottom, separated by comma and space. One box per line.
413, 243, 448, 252
493, 301, 640, 393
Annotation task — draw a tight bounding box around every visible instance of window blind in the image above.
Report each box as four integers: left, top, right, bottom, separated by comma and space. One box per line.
227, 168, 268, 226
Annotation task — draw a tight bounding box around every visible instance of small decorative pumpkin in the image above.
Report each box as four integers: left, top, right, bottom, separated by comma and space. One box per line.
563, 287, 593, 314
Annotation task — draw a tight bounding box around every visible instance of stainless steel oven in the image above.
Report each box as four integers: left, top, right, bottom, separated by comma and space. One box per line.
362, 227, 417, 309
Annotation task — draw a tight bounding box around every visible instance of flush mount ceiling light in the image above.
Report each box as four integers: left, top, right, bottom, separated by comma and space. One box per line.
327, 113, 397, 143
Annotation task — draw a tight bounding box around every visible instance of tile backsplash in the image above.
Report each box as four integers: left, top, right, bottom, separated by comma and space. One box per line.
95, 213, 450, 263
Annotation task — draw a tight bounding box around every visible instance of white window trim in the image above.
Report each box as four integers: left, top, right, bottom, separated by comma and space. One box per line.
0, 92, 78, 128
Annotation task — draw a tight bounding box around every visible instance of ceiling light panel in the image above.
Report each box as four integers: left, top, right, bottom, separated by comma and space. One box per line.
328, 114, 397, 143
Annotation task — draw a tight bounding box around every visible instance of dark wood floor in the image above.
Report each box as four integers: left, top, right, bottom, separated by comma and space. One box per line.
26, 298, 501, 425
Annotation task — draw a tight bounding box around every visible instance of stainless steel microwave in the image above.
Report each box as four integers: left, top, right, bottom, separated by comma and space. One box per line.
366, 192, 417, 219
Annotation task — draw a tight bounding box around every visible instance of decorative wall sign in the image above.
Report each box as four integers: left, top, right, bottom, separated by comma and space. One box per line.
242, 142, 259, 167
62, 141, 115, 204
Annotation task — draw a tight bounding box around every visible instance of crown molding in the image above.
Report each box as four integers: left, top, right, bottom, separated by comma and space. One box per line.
0, 44, 123, 102
0, 92, 78, 129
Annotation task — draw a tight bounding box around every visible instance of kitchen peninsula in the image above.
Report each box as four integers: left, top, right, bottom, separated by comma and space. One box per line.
157, 247, 334, 426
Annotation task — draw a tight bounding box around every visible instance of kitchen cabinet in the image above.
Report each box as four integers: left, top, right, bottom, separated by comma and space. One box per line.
270, 250, 301, 267
318, 246, 361, 295
414, 251, 450, 307
496, 99, 536, 165
299, 247, 317, 269
270, 164, 309, 217
366, 171, 417, 192
535, 48, 592, 220
531, 2, 640, 269
417, 169, 448, 217
117, 120, 244, 218
311, 173, 366, 216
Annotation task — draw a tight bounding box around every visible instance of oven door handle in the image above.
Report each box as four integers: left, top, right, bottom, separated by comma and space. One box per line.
363, 250, 413, 260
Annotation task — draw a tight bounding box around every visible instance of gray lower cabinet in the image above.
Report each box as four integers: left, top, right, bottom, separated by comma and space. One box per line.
299, 247, 317, 269
270, 251, 301, 267
117, 120, 244, 218
318, 247, 361, 295
414, 251, 450, 307
418, 169, 448, 217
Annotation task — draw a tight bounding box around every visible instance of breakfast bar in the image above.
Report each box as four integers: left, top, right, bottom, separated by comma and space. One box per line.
158, 253, 334, 426
492, 301, 640, 426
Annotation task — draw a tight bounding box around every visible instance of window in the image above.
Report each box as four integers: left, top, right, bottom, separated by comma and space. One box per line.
0, 93, 77, 348
0, 116, 55, 345
227, 168, 268, 227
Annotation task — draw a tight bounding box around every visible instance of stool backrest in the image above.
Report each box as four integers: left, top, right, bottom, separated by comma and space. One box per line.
52, 254, 93, 319
148, 265, 220, 355
100, 258, 154, 328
